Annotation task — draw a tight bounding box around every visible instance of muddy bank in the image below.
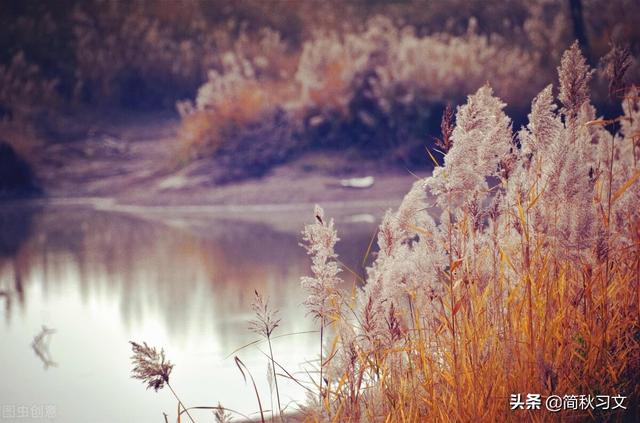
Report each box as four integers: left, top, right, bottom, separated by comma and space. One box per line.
29, 114, 428, 209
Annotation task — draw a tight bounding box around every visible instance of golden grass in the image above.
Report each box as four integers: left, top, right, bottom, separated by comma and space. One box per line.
313, 199, 640, 422
176, 77, 299, 162
133, 141, 640, 422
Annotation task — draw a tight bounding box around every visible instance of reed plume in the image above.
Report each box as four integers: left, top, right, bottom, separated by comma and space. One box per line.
248, 289, 282, 420
129, 341, 173, 392
129, 341, 196, 423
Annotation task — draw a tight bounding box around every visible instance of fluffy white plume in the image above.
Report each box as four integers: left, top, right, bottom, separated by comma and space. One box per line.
300, 205, 343, 322
427, 85, 512, 207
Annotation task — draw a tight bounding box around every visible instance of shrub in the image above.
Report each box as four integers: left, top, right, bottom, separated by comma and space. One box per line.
178, 16, 547, 175
205, 108, 300, 184
175, 29, 300, 178
0, 140, 40, 198
0, 52, 58, 165
71, 1, 213, 108
0, 52, 58, 122
295, 17, 542, 161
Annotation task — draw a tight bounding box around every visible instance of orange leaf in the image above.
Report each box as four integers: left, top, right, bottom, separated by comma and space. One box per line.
612, 170, 640, 204
450, 258, 463, 273
452, 299, 462, 317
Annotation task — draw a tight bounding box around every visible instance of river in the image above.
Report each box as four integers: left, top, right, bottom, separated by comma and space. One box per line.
0, 203, 382, 422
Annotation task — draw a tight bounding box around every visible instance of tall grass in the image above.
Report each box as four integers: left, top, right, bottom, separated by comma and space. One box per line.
130, 43, 639, 422
295, 42, 640, 422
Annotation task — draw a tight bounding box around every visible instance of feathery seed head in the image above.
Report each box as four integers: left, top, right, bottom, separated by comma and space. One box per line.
129, 341, 174, 392
600, 42, 631, 101
300, 205, 342, 322
248, 290, 281, 338
558, 41, 594, 120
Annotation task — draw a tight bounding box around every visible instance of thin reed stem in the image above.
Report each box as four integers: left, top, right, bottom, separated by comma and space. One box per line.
267, 336, 283, 421
319, 317, 324, 404
446, 197, 461, 418
166, 383, 196, 423
604, 132, 616, 340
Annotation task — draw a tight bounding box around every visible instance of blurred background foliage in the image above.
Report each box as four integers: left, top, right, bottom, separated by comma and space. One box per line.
1, 0, 639, 172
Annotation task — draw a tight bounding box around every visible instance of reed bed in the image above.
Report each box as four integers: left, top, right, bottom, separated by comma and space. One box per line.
294, 42, 640, 422
130, 42, 640, 422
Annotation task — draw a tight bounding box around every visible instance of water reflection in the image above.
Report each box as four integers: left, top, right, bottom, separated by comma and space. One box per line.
0, 205, 378, 422
0, 204, 41, 320
31, 326, 57, 369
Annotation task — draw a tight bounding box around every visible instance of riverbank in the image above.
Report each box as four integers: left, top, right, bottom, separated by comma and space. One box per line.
24, 112, 428, 210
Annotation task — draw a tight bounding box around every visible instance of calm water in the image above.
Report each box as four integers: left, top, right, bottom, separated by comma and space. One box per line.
0, 204, 381, 422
